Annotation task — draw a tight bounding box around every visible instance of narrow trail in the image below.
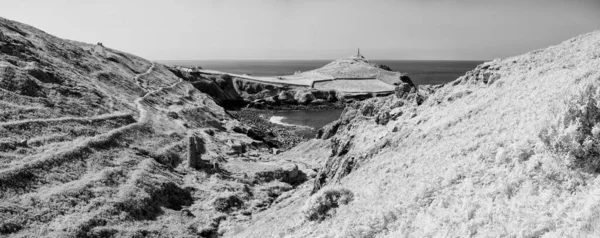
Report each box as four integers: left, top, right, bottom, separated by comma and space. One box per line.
0, 113, 133, 128
134, 62, 155, 89
0, 62, 157, 128
0, 62, 186, 186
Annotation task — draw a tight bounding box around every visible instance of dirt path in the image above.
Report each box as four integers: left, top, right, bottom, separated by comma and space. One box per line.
0, 62, 186, 186
134, 62, 155, 89
0, 113, 133, 128
0, 62, 158, 128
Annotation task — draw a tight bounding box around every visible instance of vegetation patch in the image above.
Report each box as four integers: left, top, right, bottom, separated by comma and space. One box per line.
302, 187, 354, 221
540, 85, 600, 172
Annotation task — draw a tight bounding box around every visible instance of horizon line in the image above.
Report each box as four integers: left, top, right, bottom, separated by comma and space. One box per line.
155, 58, 490, 62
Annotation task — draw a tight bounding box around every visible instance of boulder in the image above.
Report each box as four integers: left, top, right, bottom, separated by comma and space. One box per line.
232, 126, 246, 134
167, 111, 178, 119
296, 92, 316, 104
283, 163, 299, 179
375, 111, 391, 125
277, 90, 295, 103
390, 107, 403, 120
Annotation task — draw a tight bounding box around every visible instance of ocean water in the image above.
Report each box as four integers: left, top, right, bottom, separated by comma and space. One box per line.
271, 109, 345, 130
158, 60, 483, 85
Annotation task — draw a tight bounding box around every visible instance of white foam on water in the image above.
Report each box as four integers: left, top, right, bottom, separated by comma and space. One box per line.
269, 116, 312, 129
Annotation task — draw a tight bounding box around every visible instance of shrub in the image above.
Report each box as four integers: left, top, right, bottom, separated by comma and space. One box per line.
302, 187, 354, 221
213, 194, 244, 213
539, 85, 600, 171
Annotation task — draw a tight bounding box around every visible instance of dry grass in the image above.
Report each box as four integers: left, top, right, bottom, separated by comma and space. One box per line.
235, 31, 600, 237
314, 79, 395, 93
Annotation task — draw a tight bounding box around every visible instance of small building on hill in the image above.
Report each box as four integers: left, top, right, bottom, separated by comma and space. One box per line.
93, 42, 106, 55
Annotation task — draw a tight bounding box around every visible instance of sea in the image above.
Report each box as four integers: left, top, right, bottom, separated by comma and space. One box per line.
158, 60, 483, 132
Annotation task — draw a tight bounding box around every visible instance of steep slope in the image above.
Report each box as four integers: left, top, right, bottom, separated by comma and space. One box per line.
234, 31, 600, 237
0, 17, 305, 237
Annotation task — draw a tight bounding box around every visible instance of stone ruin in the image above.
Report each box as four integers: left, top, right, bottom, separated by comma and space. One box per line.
187, 134, 212, 169
93, 42, 106, 55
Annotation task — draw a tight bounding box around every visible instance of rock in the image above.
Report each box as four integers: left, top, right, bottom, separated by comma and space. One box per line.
180, 209, 194, 217
167, 111, 178, 119
311, 99, 327, 105
395, 83, 413, 99
390, 107, 403, 120
375, 111, 391, 125
283, 163, 299, 178
296, 92, 316, 104
317, 120, 341, 140
17, 139, 28, 147
198, 226, 217, 238
229, 142, 246, 155
204, 128, 215, 136
277, 91, 295, 104
272, 148, 280, 154
232, 126, 246, 134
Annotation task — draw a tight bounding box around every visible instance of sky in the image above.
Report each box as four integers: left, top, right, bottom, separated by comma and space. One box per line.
1, 0, 599, 60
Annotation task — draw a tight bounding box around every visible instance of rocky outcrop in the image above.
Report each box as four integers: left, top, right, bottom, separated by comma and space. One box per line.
167, 68, 247, 109
453, 60, 503, 86
312, 77, 422, 192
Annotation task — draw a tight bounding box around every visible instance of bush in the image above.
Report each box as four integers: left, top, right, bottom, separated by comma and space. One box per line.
539, 85, 600, 172
302, 187, 354, 221
213, 194, 244, 213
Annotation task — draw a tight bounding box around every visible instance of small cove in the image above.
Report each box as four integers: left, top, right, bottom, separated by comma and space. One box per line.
270, 109, 344, 132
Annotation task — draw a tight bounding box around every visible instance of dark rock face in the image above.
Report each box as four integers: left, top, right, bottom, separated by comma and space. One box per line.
316, 120, 341, 140
312, 76, 427, 193
166, 68, 247, 109
374, 63, 393, 71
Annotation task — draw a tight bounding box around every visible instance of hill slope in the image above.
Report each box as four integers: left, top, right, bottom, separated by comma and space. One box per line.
234, 31, 600, 237
0, 17, 307, 237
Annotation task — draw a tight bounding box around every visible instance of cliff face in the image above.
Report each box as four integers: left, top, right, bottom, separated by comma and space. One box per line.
234, 32, 600, 237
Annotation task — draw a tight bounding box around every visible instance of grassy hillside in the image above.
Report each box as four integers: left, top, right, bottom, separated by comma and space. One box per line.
234, 31, 600, 237
0, 17, 308, 237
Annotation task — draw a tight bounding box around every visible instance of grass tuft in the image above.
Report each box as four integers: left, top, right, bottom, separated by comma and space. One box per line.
302, 187, 354, 221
